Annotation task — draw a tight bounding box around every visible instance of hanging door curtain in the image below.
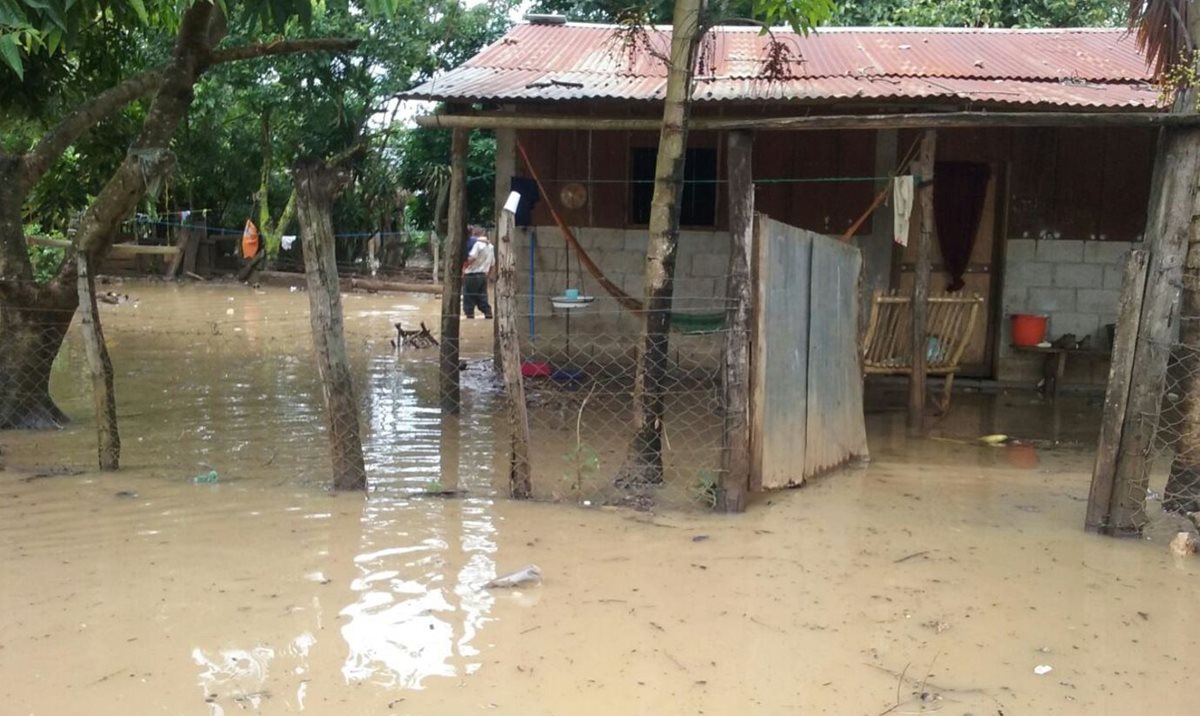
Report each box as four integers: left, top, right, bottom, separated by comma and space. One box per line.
934, 162, 991, 292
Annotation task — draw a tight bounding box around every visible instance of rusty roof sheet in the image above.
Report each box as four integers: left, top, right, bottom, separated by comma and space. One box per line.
406, 23, 1160, 109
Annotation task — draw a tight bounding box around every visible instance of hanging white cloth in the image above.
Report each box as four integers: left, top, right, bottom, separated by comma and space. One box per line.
281, 235, 297, 251
893, 175, 915, 247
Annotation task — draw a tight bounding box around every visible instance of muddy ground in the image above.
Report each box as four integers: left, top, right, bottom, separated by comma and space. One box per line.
1, 281, 1197, 715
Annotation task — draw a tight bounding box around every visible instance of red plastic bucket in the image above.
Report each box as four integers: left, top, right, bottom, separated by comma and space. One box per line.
1011, 314, 1048, 347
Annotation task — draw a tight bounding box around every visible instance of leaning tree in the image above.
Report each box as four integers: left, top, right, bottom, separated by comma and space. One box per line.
610, 0, 834, 486
0, 0, 359, 429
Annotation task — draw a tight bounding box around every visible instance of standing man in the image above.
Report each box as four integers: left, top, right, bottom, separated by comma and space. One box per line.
462, 227, 494, 319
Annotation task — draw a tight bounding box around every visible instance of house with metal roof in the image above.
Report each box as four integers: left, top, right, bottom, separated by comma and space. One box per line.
408, 18, 1166, 392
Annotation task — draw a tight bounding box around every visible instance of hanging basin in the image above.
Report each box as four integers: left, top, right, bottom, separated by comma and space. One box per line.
550, 295, 594, 309
1011, 314, 1048, 347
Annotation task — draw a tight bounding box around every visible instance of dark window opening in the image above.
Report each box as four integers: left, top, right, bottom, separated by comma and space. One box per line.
629, 147, 717, 226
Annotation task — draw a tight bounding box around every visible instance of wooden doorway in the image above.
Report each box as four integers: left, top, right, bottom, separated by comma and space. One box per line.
894, 162, 1005, 377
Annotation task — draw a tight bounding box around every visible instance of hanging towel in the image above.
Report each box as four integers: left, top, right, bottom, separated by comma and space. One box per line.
893, 175, 914, 247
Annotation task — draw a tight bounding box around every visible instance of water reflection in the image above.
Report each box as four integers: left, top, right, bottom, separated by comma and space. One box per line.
338, 492, 499, 689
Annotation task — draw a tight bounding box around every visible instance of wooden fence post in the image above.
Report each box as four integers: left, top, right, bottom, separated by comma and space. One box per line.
496, 203, 532, 498
908, 130, 936, 435
1109, 128, 1200, 533
1086, 250, 1150, 532
494, 127, 516, 373
295, 158, 367, 491
439, 127, 469, 413
76, 253, 120, 470
718, 129, 754, 512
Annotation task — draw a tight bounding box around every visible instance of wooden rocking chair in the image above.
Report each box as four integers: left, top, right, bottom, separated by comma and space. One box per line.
862, 291, 984, 412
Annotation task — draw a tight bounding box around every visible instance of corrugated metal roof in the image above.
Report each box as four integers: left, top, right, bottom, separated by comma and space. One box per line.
406, 23, 1160, 109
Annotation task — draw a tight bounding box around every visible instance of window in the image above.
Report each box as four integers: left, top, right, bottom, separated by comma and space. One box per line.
629, 147, 717, 226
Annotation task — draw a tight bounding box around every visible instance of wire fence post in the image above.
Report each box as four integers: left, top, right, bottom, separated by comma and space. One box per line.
76, 253, 120, 470
295, 158, 367, 491
439, 126, 469, 414
496, 203, 532, 498
1109, 128, 1200, 533
718, 129, 753, 512
1086, 249, 1149, 533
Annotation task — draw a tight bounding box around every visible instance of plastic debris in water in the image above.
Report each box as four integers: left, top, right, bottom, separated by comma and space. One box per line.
979, 434, 1009, 446
192, 470, 219, 484
483, 564, 542, 589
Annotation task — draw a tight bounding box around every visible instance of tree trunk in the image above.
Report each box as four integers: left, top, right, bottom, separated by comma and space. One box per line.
76, 253, 120, 469
617, 0, 704, 487
295, 158, 367, 491
1, 3, 223, 429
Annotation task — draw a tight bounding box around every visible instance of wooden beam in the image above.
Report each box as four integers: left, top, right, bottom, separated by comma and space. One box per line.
416, 111, 1197, 132
439, 127, 469, 414
26, 236, 180, 256
495, 205, 533, 499
719, 129, 754, 513
76, 253, 120, 471
1086, 249, 1150, 533
908, 130, 937, 435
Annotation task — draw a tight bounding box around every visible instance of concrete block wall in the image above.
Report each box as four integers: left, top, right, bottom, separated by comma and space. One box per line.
999, 238, 1135, 385
512, 226, 731, 353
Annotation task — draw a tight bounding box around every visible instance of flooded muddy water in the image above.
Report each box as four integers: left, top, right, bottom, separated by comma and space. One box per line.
2, 281, 1198, 715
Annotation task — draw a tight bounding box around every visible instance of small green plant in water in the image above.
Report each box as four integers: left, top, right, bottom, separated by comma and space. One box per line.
693, 469, 719, 509
424, 478, 445, 493
562, 443, 600, 494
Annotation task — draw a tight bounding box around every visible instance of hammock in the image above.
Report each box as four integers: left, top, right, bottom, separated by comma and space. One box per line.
516, 141, 726, 334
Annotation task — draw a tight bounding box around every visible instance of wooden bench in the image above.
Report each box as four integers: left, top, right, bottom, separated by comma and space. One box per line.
1011, 344, 1110, 400
862, 291, 984, 411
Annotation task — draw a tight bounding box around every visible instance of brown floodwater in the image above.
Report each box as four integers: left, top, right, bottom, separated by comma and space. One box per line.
2, 281, 1198, 715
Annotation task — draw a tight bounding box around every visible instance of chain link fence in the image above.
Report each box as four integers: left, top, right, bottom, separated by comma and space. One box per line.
498, 293, 736, 510
1149, 337, 1200, 518
1, 275, 741, 512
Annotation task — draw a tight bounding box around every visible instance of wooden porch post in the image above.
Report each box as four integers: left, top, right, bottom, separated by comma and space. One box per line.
76, 253, 120, 470
719, 129, 754, 512
1086, 250, 1150, 532
908, 130, 937, 435
439, 126, 469, 413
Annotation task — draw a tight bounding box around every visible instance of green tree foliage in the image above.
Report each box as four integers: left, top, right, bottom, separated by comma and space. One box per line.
396, 127, 496, 230
830, 0, 1125, 27
531, 0, 1126, 26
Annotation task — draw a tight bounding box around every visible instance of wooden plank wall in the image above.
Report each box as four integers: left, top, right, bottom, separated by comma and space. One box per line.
516, 125, 1155, 243
752, 217, 869, 489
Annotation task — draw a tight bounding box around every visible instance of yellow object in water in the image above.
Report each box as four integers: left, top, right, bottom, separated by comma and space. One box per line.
979, 434, 1009, 445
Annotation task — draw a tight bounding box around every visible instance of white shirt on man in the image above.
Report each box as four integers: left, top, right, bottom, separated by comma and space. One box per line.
465, 237, 494, 275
